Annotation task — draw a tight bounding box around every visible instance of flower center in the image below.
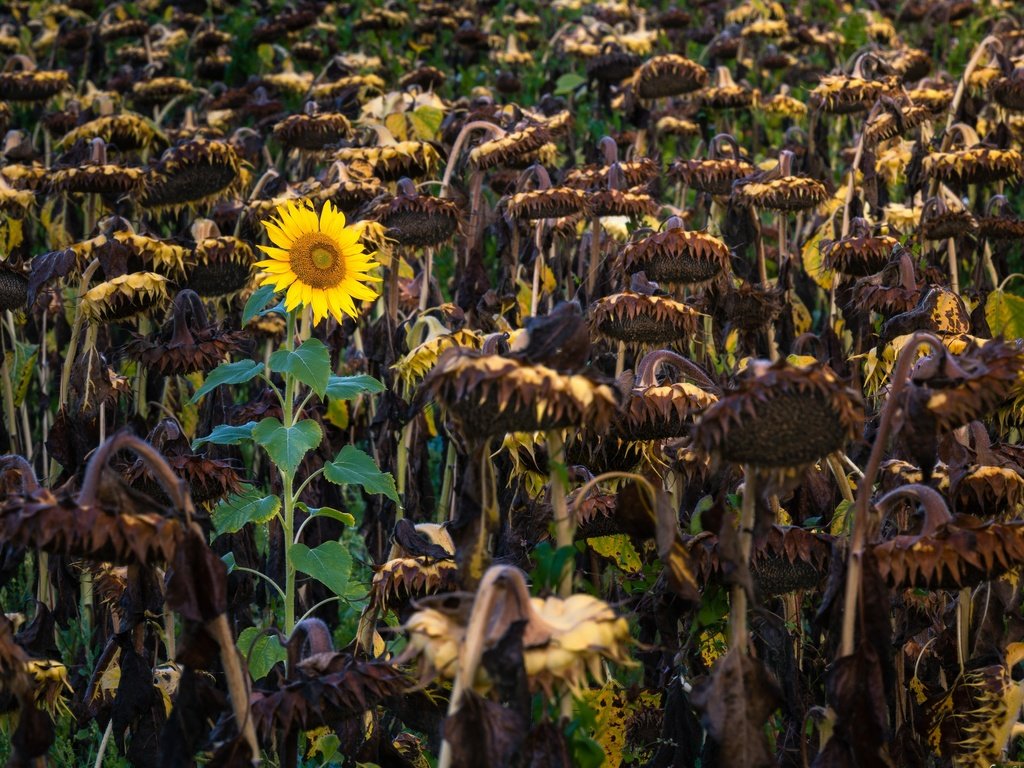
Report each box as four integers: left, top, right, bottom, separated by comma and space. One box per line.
290, 233, 347, 289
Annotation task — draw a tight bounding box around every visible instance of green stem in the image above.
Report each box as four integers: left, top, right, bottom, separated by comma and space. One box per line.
233, 565, 287, 603
282, 310, 297, 636
296, 595, 345, 626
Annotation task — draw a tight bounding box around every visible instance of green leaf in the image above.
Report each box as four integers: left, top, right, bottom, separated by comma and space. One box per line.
324, 445, 399, 502
192, 421, 257, 449
296, 502, 356, 528
191, 359, 263, 402
241, 284, 276, 326
253, 418, 322, 475
555, 72, 586, 95
237, 627, 286, 681
986, 289, 1024, 339
289, 540, 352, 597
221, 552, 236, 572
325, 374, 385, 401
410, 105, 445, 140
212, 488, 281, 535
269, 338, 331, 398
12, 341, 37, 408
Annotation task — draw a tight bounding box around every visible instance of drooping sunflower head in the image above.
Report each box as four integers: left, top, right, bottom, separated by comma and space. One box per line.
256, 199, 381, 324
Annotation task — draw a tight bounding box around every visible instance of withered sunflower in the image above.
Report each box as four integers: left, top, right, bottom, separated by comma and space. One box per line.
81, 272, 170, 323
375, 177, 461, 247
699, 66, 754, 111
273, 107, 353, 151
978, 196, 1024, 241
469, 120, 557, 170
820, 218, 900, 277
370, 522, 459, 612
922, 124, 1024, 186
141, 138, 243, 211
862, 100, 931, 145
0, 262, 27, 311
881, 285, 971, 339
670, 134, 755, 197
590, 291, 702, 346
60, 113, 165, 152
809, 72, 893, 115
989, 67, 1024, 112
692, 359, 864, 470
586, 44, 643, 83
48, 141, 145, 196
123, 288, 248, 376
419, 349, 618, 437
614, 350, 720, 441
565, 157, 659, 190
334, 140, 441, 181
0, 62, 69, 102
256, 198, 381, 324
919, 194, 978, 240
621, 217, 731, 286
634, 54, 708, 98
185, 232, 256, 298
506, 186, 590, 220
732, 151, 828, 212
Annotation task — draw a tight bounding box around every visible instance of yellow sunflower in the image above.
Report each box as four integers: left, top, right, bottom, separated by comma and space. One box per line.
256, 199, 381, 324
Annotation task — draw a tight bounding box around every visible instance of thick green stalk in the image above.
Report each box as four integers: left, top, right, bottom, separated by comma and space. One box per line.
282, 311, 297, 636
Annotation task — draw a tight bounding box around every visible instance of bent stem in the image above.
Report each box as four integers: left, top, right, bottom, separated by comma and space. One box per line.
546, 431, 573, 597
731, 466, 757, 653
839, 331, 945, 658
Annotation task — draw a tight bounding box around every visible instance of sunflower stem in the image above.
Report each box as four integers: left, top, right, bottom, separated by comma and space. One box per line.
547, 431, 573, 598
730, 467, 756, 653
282, 310, 297, 636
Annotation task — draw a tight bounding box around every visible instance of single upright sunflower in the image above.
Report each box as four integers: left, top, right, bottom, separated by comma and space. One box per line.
256, 199, 381, 324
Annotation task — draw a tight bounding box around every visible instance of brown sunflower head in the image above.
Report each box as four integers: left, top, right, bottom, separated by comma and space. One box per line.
590, 290, 702, 346
184, 225, 256, 298
370, 521, 459, 613
273, 104, 353, 151
61, 113, 166, 152
919, 193, 979, 240
615, 350, 720, 440
693, 359, 864, 469
0, 262, 27, 311
989, 66, 1024, 111
978, 195, 1024, 240
863, 99, 932, 145
335, 140, 442, 181
0, 58, 69, 102
586, 44, 643, 83
621, 217, 731, 286
699, 66, 754, 111
375, 177, 462, 247
506, 185, 590, 221
881, 285, 971, 340
871, 484, 1024, 589
670, 133, 755, 196
820, 218, 900, 277
922, 124, 1024, 186
141, 137, 244, 211
131, 76, 195, 107
419, 349, 619, 437
732, 150, 828, 211
48, 139, 145, 195
634, 54, 708, 99
124, 416, 243, 505
809, 63, 894, 115
81, 272, 170, 324
469, 119, 560, 170
122, 288, 250, 376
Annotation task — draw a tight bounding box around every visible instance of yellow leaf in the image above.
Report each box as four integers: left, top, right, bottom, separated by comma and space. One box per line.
986, 289, 1024, 339
326, 398, 349, 429
384, 112, 409, 143
409, 105, 444, 141
587, 534, 642, 574
801, 227, 834, 290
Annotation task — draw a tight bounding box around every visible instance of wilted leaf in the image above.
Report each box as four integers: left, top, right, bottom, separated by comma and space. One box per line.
985, 289, 1024, 339
691, 648, 781, 768
587, 534, 642, 574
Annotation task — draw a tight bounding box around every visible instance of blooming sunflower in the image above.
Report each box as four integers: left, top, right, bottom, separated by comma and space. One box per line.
256, 199, 381, 324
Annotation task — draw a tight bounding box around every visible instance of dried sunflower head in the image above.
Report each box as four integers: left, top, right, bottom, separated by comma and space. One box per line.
81, 272, 170, 323
881, 285, 971, 340
131, 76, 194, 107
634, 54, 708, 99
590, 291, 702, 346
184, 230, 256, 298
732, 151, 828, 211
919, 194, 978, 240
621, 217, 731, 286
122, 289, 249, 376
693, 359, 864, 470
820, 218, 899, 277
375, 177, 461, 247
809, 73, 893, 115
978, 195, 1024, 240
699, 66, 755, 111
273, 107, 353, 151
141, 138, 244, 211
419, 349, 618, 437
506, 186, 590, 221
0, 262, 27, 311
60, 113, 165, 152
922, 124, 1024, 186
586, 44, 643, 83
615, 350, 719, 440
335, 140, 441, 181
370, 521, 459, 612
0, 63, 69, 102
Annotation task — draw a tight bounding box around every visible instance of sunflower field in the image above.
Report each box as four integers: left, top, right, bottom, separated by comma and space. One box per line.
4, 0, 1024, 766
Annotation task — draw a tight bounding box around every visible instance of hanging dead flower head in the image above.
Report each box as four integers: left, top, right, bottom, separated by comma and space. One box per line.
0, 57, 69, 102
621, 216, 731, 286
81, 272, 170, 324
922, 124, 1024, 186
614, 350, 720, 441
48, 138, 145, 195
375, 177, 462, 247
419, 349, 618, 437
141, 137, 244, 211
821, 217, 900, 277
122, 289, 249, 376
590, 289, 702, 347
0, 262, 27, 311
634, 54, 708, 98
693, 359, 863, 470
732, 150, 828, 211
183, 220, 256, 298
273, 103, 353, 151
670, 134, 755, 197
370, 521, 459, 613
809, 54, 894, 114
